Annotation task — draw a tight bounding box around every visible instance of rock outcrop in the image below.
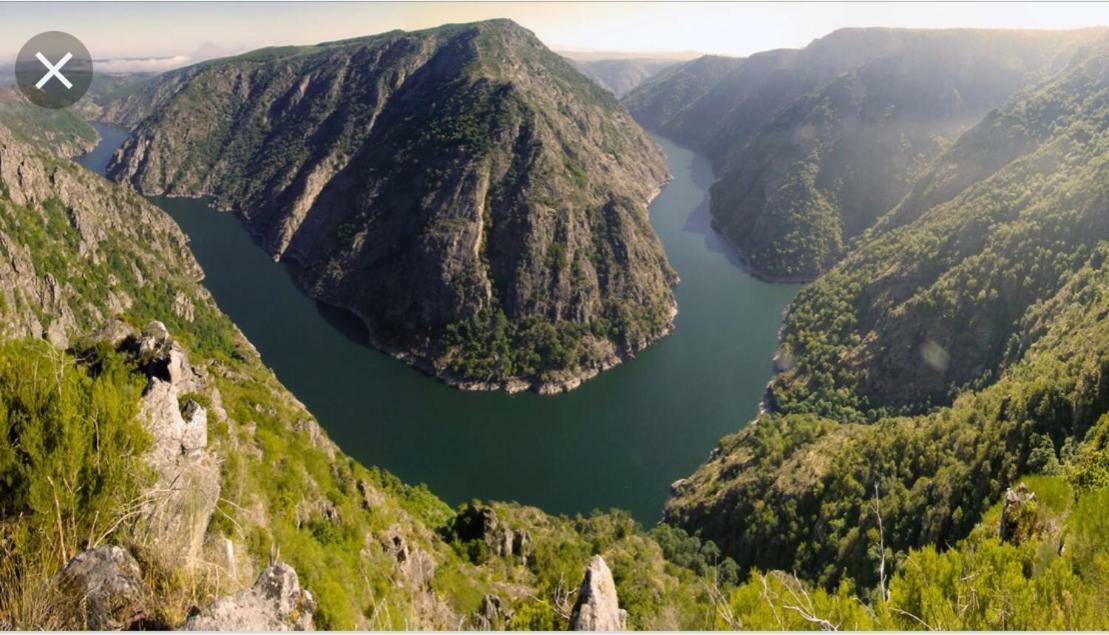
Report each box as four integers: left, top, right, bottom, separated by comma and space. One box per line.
58, 546, 150, 630
473, 593, 511, 630
1000, 483, 1038, 544
570, 555, 627, 631
132, 321, 220, 569
452, 503, 533, 563
183, 562, 316, 631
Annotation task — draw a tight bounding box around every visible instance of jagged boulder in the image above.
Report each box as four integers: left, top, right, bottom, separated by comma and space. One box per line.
452, 504, 533, 563
133, 322, 220, 569
58, 546, 150, 630
570, 556, 627, 631
380, 525, 437, 590
473, 593, 511, 629
1000, 483, 1038, 544
183, 562, 316, 631
356, 479, 385, 511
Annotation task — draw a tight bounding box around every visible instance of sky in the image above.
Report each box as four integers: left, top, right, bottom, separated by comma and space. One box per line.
4, 2, 1109, 71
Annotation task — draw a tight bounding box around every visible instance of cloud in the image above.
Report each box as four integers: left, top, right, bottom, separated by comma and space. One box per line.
95, 55, 193, 74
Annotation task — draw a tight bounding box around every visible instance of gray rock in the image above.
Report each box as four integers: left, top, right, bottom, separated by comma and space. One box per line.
134, 325, 220, 570
183, 562, 316, 631
139, 320, 170, 357
453, 503, 533, 563
380, 526, 437, 590
473, 593, 511, 629
570, 555, 627, 631
58, 546, 149, 630
356, 479, 385, 511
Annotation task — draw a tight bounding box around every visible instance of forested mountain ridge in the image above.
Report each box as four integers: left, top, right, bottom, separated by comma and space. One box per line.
0, 87, 99, 157
664, 37, 1109, 612
622, 55, 744, 135
770, 39, 1109, 417
625, 28, 1105, 280
565, 56, 680, 97
104, 19, 676, 394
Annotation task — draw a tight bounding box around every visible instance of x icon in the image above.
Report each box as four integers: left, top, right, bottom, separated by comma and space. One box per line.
34, 51, 73, 90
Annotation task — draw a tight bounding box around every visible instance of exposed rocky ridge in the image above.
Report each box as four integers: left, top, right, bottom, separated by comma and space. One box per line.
130, 321, 221, 570
105, 19, 676, 393
625, 28, 1106, 280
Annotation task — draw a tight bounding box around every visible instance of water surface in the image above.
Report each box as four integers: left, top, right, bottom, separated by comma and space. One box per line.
80, 123, 800, 522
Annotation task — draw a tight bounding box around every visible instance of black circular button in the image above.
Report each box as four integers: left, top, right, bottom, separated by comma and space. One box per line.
15, 31, 93, 109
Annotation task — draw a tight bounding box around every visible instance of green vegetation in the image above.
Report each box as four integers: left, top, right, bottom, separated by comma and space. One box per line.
0, 340, 149, 628
663, 41, 1109, 632
7, 21, 1109, 631
772, 44, 1109, 417
104, 18, 674, 391
0, 91, 98, 156
440, 297, 671, 383
717, 475, 1109, 630
626, 29, 1103, 281
0, 170, 237, 360
669, 239, 1109, 590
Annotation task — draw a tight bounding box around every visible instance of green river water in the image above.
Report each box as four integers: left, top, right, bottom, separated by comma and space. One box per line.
81, 124, 800, 522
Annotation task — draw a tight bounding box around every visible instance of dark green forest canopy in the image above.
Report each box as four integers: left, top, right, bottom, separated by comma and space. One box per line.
666, 41, 1109, 604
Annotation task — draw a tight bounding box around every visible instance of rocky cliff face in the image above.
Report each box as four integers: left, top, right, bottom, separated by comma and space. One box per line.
130, 321, 221, 570
105, 19, 676, 394
0, 88, 99, 158
0, 124, 205, 348
183, 562, 317, 631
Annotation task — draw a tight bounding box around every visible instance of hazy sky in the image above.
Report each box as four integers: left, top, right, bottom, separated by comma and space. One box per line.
4, 2, 1109, 68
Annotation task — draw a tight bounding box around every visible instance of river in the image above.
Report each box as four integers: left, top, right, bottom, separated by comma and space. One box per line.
79, 123, 800, 522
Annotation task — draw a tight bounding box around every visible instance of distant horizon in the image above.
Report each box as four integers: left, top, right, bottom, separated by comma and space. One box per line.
4, 2, 1109, 73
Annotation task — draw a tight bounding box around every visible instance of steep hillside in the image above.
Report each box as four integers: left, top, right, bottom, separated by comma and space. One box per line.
566, 57, 680, 97
105, 19, 676, 394
626, 28, 1101, 280
0, 118, 722, 630
770, 42, 1109, 417
666, 39, 1109, 597
623, 55, 743, 132
0, 88, 98, 157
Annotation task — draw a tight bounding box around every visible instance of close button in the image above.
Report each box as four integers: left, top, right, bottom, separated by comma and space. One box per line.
15, 31, 93, 109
